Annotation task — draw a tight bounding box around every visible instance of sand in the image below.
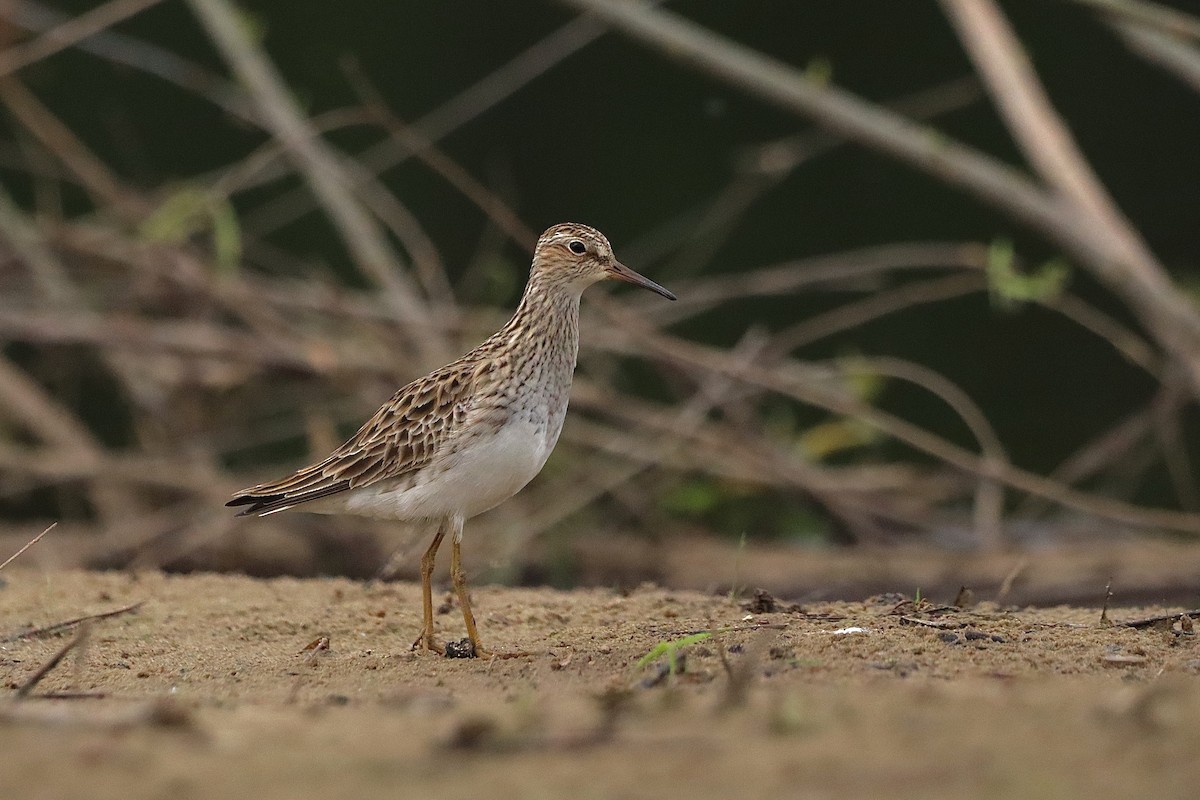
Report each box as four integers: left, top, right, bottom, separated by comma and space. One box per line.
2, 568, 1199, 800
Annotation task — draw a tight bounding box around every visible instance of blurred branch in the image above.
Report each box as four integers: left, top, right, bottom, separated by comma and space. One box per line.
0, 305, 393, 376
1070, 0, 1200, 91
340, 58, 539, 252
941, 0, 1200, 394
1018, 376, 1189, 515
1066, 0, 1200, 40
0, 442, 229, 497
0, 353, 139, 522
845, 356, 1006, 549
0, 79, 147, 218
647, 241, 989, 324
239, 11, 614, 239
1043, 294, 1162, 377
1152, 372, 1198, 510
557, 0, 1200, 399
1, 0, 256, 121
765, 273, 986, 355
940, 0, 1159, 270
1113, 21, 1200, 93
184, 0, 442, 357
654, 75, 983, 279
0, 0, 163, 79
590, 297, 1200, 535
565, 380, 951, 537
0, 181, 74, 300
554, 1, 1069, 250
0, 353, 100, 452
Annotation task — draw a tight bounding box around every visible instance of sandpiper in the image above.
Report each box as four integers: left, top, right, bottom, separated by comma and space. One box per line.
228, 223, 675, 658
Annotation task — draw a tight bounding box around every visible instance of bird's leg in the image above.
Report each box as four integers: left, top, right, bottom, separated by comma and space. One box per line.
411, 518, 448, 655
449, 517, 528, 659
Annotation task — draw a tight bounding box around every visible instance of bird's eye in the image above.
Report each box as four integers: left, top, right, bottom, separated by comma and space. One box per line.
567, 240, 587, 255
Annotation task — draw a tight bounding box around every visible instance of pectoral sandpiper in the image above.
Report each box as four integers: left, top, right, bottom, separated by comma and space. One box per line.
228, 223, 675, 658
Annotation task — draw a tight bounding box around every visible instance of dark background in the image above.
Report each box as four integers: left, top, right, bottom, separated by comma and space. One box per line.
3, 0, 1199, 562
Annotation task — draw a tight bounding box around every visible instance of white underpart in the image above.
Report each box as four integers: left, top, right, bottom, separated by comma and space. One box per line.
339, 416, 561, 522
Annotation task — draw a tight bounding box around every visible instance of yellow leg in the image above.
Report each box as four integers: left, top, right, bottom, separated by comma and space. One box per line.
450, 518, 527, 659
411, 518, 448, 655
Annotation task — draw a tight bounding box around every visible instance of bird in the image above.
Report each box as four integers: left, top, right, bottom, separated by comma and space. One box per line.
227, 223, 676, 659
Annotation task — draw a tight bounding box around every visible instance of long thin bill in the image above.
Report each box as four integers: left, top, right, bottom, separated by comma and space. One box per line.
607, 260, 677, 301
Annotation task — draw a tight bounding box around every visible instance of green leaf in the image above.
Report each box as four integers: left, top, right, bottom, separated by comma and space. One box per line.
986, 239, 1070, 308
797, 418, 878, 460
805, 57, 833, 86
662, 480, 723, 515
139, 186, 242, 277
838, 355, 886, 402
636, 632, 713, 674
209, 198, 243, 276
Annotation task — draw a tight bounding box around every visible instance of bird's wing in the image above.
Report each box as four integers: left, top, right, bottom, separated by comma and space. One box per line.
226, 359, 487, 516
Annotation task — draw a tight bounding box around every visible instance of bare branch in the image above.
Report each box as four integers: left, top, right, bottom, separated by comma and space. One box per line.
184, 0, 440, 356
1067, 0, 1200, 40
240, 13, 613, 238
1, 0, 255, 121
0, 80, 146, 217
0, 0, 163, 79
940, 0, 1158, 269
1110, 18, 1200, 94
589, 298, 1200, 535
556, 0, 1200, 397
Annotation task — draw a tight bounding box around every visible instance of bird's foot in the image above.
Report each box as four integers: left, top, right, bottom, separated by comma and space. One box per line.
410, 629, 446, 656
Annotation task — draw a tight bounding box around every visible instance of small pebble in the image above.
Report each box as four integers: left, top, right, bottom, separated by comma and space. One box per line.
443, 638, 476, 659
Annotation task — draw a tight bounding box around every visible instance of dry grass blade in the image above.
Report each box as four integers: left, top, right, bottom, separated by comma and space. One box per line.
0, 522, 55, 572
14, 621, 91, 698
1, 600, 144, 643
1121, 609, 1200, 628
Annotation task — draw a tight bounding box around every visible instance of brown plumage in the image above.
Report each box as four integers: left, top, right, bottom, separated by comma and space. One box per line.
228, 223, 675, 658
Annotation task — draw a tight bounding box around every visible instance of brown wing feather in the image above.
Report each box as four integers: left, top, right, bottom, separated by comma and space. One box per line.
227, 359, 485, 516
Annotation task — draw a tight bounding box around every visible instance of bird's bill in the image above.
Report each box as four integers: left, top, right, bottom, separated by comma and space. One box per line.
606, 260, 677, 301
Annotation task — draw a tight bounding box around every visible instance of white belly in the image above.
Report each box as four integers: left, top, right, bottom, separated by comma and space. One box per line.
340, 418, 557, 521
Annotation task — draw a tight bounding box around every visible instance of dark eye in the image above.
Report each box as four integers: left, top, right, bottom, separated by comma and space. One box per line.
568, 240, 587, 255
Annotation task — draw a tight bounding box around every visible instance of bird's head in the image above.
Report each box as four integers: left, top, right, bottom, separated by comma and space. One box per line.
530, 223, 676, 301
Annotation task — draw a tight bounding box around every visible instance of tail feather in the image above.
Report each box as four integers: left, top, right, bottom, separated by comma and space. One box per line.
226, 481, 351, 517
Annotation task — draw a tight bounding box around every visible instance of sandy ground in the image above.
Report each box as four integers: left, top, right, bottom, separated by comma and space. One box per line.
2, 568, 1199, 800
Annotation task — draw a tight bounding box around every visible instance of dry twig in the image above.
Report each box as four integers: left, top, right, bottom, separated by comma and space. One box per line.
14, 622, 91, 698
1, 600, 144, 643
0, 522, 55, 572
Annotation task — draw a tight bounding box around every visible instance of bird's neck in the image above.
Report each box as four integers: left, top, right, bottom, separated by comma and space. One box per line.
494, 278, 581, 368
